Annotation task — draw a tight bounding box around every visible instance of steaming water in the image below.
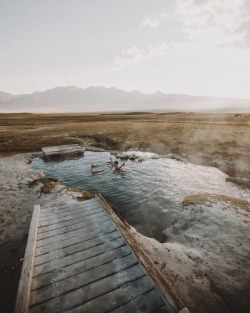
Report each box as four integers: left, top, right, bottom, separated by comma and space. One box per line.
32, 151, 250, 240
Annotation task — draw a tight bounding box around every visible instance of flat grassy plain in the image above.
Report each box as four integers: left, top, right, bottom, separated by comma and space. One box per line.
0, 112, 249, 179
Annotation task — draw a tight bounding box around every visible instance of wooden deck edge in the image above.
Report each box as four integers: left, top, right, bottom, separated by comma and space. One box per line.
42, 145, 84, 157
15, 205, 40, 313
96, 193, 190, 313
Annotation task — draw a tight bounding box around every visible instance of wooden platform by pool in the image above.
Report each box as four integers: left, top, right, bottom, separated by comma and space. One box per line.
15, 195, 188, 313
42, 145, 84, 159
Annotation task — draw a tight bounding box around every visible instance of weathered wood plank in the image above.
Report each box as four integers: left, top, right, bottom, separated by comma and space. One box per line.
29, 265, 145, 313
38, 207, 103, 224
40, 202, 80, 213
110, 289, 166, 313
66, 275, 155, 313
37, 214, 109, 240
40, 198, 97, 213
42, 144, 84, 156
30, 254, 138, 306
32, 245, 131, 290
35, 224, 116, 256
34, 230, 121, 266
33, 236, 125, 276
39, 201, 100, 219
38, 208, 105, 227
39, 204, 101, 221
37, 211, 106, 234
40, 197, 96, 211
15, 205, 40, 313
36, 219, 113, 248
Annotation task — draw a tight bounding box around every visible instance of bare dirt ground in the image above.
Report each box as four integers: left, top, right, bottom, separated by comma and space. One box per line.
0, 112, 249, 312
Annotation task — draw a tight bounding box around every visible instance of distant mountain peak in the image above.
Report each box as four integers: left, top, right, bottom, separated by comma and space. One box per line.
0, 86, 249, 113
153, 91, 163, 95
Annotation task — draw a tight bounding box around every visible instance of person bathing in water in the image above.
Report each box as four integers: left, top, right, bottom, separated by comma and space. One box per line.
110, 157, 125, 172
91, 159, 124, 174
91, 163, 104, 174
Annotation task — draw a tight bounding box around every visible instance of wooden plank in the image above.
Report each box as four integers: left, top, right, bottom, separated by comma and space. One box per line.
40, 201, 84, 212
38, 205, 103, 224
66, 275, 155, 313
36, 218, 113, 248
42, 144, 80, 152
37, 218, 112, 246
30, 254, 138, 306
38, 208, 105, 227
33, 236, 125, 277
37, 215, 109, 241
39, 208, 103, 225
29, 265, 145, 313
37, 211, 106, 234
32, 245, 131, 290
39, 208, 104, 227
96, 194, 184, 313
39, 202, 100, 219
40, 205, 101, 222
42, 144, 84, 156
39, 203, 101, 218
35, 224, 116, 256
40, 198, 97, 213
40, 202, 78, 213
15, 205, 40, 313
111, 289, 166, 313
37, 214, 109, 240
34, 230, 121, 266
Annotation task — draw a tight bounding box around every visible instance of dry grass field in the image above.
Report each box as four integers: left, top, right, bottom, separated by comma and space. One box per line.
0, 112, 249, 180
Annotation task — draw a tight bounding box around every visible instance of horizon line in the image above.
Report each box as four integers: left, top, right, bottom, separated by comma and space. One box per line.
1, 85, 250, 101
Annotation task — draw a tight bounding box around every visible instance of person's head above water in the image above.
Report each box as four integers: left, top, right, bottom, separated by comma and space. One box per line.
114, 161, 118, 165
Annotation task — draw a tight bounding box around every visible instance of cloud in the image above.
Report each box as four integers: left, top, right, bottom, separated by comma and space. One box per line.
114, 43, 172, 69
233, 1, 250, 48
140, 17, 160, 28
176, 0, 250, 49
113, 0, 250, 73
139, 13, 170, 29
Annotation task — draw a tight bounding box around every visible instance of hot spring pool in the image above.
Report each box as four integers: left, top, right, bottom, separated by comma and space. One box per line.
32, 151, 250, 240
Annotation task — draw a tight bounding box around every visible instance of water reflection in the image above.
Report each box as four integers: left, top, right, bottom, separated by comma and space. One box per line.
32, 151, 250, 241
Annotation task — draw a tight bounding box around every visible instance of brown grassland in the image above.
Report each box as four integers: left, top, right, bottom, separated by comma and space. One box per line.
0, 112, 249, 180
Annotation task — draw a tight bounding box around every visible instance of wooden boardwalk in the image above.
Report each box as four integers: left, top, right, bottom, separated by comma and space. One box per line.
42, 144, 84, 158
15, 195, 187, 313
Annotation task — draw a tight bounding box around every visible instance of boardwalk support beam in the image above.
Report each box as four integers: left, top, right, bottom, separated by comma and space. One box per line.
15, 205, 40, 313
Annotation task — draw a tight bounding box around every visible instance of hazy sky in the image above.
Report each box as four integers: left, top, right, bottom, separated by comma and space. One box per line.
1, 0, 250, 98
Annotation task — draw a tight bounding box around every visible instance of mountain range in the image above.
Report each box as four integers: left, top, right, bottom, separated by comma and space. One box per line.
0, 86, 249, 113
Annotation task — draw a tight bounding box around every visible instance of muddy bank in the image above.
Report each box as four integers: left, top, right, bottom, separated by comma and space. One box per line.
0, 154, 94, 313
0, 154, 41, 312
134, 194, 250, 313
